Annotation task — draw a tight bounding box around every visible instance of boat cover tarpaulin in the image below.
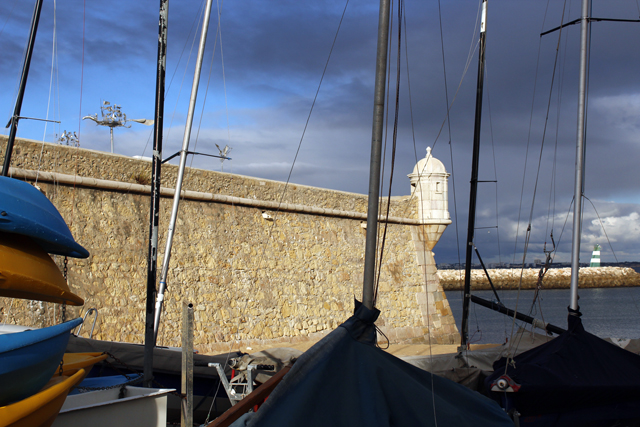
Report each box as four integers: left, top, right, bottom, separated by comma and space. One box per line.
485, 315, 640, 422
403, 328, 553, 391
235, 301, 513, 427
66, 335, 242, 379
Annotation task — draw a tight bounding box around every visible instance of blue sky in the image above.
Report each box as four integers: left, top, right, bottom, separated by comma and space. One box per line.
1, 0, 640, 265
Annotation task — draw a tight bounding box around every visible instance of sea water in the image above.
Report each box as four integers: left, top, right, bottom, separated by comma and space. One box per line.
445, 287, 640, 344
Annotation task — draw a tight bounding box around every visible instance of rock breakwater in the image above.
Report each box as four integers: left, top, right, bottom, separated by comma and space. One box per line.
438, 267, 640, 290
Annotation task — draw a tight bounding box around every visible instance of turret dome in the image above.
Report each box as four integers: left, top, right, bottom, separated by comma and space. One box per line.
409, 147, 447, 180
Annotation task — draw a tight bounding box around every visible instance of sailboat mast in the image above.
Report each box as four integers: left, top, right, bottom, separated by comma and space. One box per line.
569, 0, 590, 314
1, 0, 44, 176
362, 0, 392, 310
153, 0, 214, 339
460, 0, 487, 348
144, 0, 169, 387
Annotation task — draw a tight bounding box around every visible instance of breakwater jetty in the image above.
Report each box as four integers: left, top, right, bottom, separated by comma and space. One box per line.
439, 266, 640, 291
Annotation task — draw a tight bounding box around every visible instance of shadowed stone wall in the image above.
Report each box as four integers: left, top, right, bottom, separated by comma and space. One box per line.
0, 137, 459, 352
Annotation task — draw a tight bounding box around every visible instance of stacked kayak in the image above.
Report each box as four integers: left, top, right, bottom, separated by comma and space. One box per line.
0, 176, 87, 304
0, 352, 107, 427
0, 369, 86, 427
0, 318, 83, 407
0, 176, 89, 258
0, 233, 84, 305
0, 176, 91, 426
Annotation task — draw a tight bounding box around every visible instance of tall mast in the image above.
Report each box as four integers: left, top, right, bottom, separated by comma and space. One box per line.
569, 0, 590, 315
362, 0, 392, 310
2, 0, 44, 175
144, 0, 169, 388
460, 0, 488, 348
153, 0, 214, 339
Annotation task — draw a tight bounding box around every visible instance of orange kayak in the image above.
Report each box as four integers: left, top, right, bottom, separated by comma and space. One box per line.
0, 233, 83, 306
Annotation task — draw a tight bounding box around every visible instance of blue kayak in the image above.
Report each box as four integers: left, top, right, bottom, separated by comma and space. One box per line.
0, 176, 89, 258
0, 317, 83, 406
69, 374, 142, 395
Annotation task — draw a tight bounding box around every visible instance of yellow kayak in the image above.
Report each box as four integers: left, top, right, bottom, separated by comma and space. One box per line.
60, 353, 108, 380
0, 369, 85, 427
61, 352, 108, 374
0, 233, 83, 306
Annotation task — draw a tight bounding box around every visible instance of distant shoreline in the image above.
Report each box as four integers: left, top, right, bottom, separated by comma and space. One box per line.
438, 266, 640, 291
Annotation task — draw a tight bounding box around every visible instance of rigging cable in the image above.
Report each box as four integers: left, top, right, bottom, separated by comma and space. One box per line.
430, 46, 479, 148
535, 0, 575, 330
437, 0, 463, 281
583, 196, 619, 263
509, 0, 558, 268
266, 1, 351, 213
485, 71, 503, 267
142, 0, 206, 164
35, 0, 59, 184
140, 0, 208, 170
386, 0, 480, 342
413, 0, 442, 418
202, 3, 353, 406
518, 3, 568, 304
544, 1, 573, 245
35, 4, 53, 179
190, 0, 224, 168
463, 59, 508, 344
396, 0, 483, 267
392, 0, 483, 344
192, 1, 244, 421
505, 0, 569, 362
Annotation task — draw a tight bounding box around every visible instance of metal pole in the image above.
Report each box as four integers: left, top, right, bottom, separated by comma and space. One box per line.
154, 0, 214, 338
460, 0, 487, 348
2, 0, 44, 176
181, 302, 194, 427
144, 0, 169, 388
569, 0, 590, 314
470, 295, 565, 335
110, 128, 114, 153
362, 0, 391, 310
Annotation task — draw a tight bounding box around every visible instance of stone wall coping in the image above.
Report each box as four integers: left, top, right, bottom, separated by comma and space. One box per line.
0, 137, 392, 199
6, 166, 451, 226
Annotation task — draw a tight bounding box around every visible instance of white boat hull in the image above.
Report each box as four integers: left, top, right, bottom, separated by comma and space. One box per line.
51, 386, 174, 427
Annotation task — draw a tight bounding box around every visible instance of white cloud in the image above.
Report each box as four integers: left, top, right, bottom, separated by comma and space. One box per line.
584, 210, 640, 246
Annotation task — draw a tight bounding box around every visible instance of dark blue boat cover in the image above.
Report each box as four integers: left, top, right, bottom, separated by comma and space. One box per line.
0, 176, 89, 258
485, 315, 640, 424
236, 301, 513, 427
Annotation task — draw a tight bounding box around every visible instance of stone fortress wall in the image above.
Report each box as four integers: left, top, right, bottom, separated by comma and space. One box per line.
0, 137, 459, 353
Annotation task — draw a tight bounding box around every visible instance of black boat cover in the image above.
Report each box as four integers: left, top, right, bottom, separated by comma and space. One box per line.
234, 301, 513, 427
66, 334, 242, 378
485, 315, 640, 423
